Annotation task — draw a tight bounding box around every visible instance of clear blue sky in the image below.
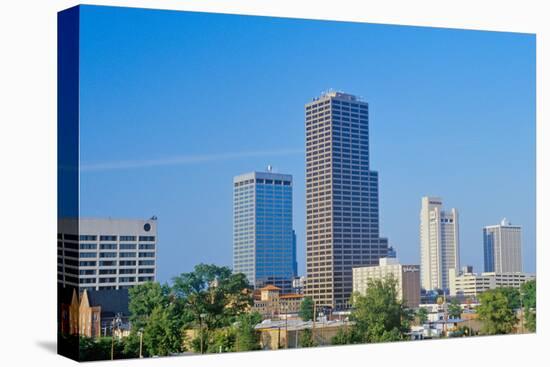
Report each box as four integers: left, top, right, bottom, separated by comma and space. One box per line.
78, 5, 536, 283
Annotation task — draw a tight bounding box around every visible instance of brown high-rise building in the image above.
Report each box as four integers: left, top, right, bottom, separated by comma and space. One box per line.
305, 91, 388, 310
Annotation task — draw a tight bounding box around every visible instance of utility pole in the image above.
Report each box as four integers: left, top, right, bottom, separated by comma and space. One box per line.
138, 328, 143, 358
285, 305, 288, 348
312, 301, 316, 344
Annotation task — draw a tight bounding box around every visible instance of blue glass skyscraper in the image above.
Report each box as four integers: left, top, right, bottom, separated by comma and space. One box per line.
233, 170, 296, 293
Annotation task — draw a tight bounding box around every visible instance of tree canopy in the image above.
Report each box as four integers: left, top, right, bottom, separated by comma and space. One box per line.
350, 275, 412, 343
171, 264, 253, 353
477, 288, 518, 335
299, 296, 314, 321
447, 298, 462, 319
521, 280, 536, 332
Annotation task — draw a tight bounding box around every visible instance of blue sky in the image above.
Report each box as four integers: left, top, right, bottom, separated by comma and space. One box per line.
78, 5, 536, 283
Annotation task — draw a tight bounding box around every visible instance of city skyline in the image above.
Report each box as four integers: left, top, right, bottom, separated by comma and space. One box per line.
77, 6, 536, 283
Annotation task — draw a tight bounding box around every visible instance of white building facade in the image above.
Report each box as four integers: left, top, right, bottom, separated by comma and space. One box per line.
449, 268, 534, 297
352, 258, 421, 308
483, 218, 522, 273
58, 217, 158, 291
420, 197, 460, 291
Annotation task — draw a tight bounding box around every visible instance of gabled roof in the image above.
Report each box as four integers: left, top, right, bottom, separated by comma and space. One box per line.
83, 289, 130, 317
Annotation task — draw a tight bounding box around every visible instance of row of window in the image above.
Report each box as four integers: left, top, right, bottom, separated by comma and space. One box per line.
63, 234, 155, 242
78, 276, 154, 284
75, 259, 155, 267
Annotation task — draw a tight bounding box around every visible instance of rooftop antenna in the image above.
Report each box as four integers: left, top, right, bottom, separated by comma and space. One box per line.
267, 164, 273, 173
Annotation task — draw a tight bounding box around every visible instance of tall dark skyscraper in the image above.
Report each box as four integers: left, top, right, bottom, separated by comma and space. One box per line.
305, 91, 388, 309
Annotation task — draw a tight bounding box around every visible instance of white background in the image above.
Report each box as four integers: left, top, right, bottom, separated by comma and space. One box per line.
0, 0, 547, 366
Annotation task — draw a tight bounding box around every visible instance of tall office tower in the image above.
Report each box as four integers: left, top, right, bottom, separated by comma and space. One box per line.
233, 170, 296, 293
58, 217, 158, 291
483, 218, 522, 273
305, 91, 388, 309
420, 197, 460, 291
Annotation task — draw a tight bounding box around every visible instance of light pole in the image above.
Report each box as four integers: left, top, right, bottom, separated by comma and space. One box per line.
233, 321, 241, 352
138, 328, 144, 358
111, 313, 122, 360
519, 290, 524, 334
199, 313, 207, 354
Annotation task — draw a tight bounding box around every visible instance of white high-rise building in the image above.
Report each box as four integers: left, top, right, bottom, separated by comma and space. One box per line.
58, 217, 158, 291
483, 218, 522, 273
420, 197, 460, 291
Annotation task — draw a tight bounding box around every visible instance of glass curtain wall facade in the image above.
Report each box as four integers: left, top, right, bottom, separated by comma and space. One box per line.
233, 171, 296, 293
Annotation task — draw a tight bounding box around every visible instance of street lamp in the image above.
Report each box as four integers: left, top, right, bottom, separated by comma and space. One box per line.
199, 313, 207, 354
519, 290, 524, 334
111, 313, 122, 360
233, 321, 241, 352
138, 328, 144, 358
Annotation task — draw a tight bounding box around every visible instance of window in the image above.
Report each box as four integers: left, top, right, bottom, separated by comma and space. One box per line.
120, 252, 136, 258
79, 260, 96, 267
100, 235, 117, 241
99, 269, 117, 275
99, 252, 117, 258
100, 243, 117, 250
80, 235, 97, 241
80, 243, 97, 250
120, 236, 136, 241
120, 260, 136, 266
120, 243, 136, 250
139, 236, 155, 242
99, 261, 116, 266
139, 244, 155, 250
99, 277, 116, 283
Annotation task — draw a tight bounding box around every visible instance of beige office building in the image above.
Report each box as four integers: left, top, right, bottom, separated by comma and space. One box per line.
352, 258, 421, 308
420, 196, 460, 291
449, 268, 535, 297
305, 91, 388, 310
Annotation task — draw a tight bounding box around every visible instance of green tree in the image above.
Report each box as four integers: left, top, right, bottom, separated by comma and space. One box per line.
477, 289, 518, 335
172, 264, 253, 354
126, 281, 190, 357
207, 328, 236, 353
79, 336, 125, 361
499, 287, 521, 310
298, 328, 316, 347
331, 326, 361, 345
448, 298, 462, 319
234, 312, 262, 352
521, 280, 536, 332
142, 304, 187, 356
128, 282, 170, 331
350, 275, 412, 343
299, 296, 314, 321
416, 307, 429, 325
